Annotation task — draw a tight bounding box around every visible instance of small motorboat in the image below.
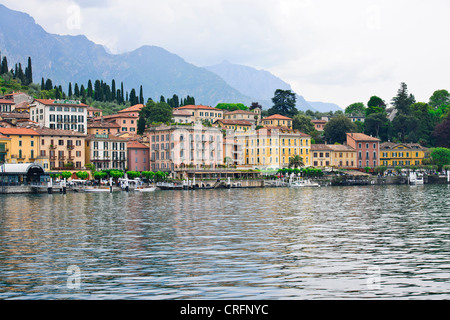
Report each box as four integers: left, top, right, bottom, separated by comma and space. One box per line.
136, 186, 157, 192
84, 187, 111, 193
289, 179, 320, 188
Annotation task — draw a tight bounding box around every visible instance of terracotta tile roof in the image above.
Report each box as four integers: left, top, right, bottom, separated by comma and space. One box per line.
33, 128, 86, 137
224, 110, 256, 115
85, 133, 130, 141
216, 119, 253, 126
118, 104, 145, 113
177, 105, 222, 111
311, 144, 355, 151
380, 142, 428, 150
0, 113, 30, 119
173, 109, 192, 116
0, 99, 14, 104
88, 121, 121, 128
311, 120, 327, 123
94, 114, 138, 120
346, 133, 380, 142
33, 99, 89, 107
127, 140, 149, 149
262, 114, 293, 121
87, 106, 103, 112
0, 128, 38, 136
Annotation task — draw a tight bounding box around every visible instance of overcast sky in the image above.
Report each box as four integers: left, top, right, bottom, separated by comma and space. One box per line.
2, 0, 449, 109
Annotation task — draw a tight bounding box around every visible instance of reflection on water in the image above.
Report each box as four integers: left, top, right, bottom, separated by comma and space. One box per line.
0, 185, 449, 299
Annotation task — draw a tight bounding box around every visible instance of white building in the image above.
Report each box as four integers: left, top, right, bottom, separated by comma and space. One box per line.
86, 134, 128, 171
29, 99, 88, 134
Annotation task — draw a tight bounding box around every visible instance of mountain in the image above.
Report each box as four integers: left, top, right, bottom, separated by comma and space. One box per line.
0, 4, 252, 106
204, 61, 315, 111
307, 101, 343, 113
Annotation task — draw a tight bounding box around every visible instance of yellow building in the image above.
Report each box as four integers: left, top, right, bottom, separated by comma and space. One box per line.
380, 142, 429, 167
33, 128, 86, 171
261, 114, 293, 130
215, 119, 253, 132
235, 128, 311, 169
175, 105, 224, 124
0, 128, 39, 164
0, 133, 11, 164
311, 144, 356, 168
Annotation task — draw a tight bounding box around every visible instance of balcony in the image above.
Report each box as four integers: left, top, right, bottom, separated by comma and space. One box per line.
67, 145, 75, 150
58, 156, 66, 160
49, 145, 57, 150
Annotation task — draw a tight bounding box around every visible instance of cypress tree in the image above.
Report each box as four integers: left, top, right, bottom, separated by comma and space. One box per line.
68, 82, 73, 97
111, 79, 116, 101
94, 80, 102, 101
80, 84, 86, 98
139, 85, 144, 104
129, 88, 137, 105
41, 77, 45, 90
0, 56, 7, 74
74, 83, 80, 97
87, 80, 93, 98
45, 78, 53, 91
24, 57, 32, 85
121, 82, 124, 103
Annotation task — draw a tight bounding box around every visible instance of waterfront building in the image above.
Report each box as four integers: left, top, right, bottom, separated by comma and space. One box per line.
175, 105, 224, 124
0, 163, 48, 186
85, 134, 128, 171
261, 114, 293, 130
29, 99, 88, 134
0, 128, 39, 164
380, 142, 429, 167
234, 127, 311, 169
146, 123, 224, 173
346, 133, 380, 168
127, 140, 150, 172
311, 119, 327, 131
33, 128, 86, 171
311, 144, 356, 168
93, 113, 138, 133
0, 133, 11, 164
215, 119, 253, 132
223, 109, 260, 125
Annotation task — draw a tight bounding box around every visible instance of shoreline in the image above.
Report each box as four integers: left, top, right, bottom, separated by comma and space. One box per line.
1, 175, 449, 194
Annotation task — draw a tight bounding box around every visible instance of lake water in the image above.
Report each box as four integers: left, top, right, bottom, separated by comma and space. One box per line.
0, 184, 449, 300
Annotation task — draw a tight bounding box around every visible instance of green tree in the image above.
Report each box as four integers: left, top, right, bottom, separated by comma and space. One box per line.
1, 56, 8, 74
76, 171, 89, 180
430, 147, 450, 170
429, 89, 450, 110
345, 102, 366, 116
268, 89, 298, 118
323, 115, 358, 144
143, 100, 173, 124
364, 112, 389, 140
60, 171, 72, 180
126, 171, 141, 179
141, 171, 155, 184
292, 114, 314, 134
366, 96, 386, 116
392, 82, 415, 115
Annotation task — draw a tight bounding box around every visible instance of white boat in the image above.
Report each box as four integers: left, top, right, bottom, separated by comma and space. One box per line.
409, 172, 424, 185
84, 187, 111, 193
136, 186, 157, 192
289, 179, 320, 188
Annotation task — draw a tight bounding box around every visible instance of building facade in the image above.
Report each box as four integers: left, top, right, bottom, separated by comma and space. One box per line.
94, 114, 138, 133
175, 105, 224, 124
311, 144, 356, 168
29, 99, 88, 134
346, 133, 380, 168
380, 142, 429, 167
146, 124, 224, 172
34, 128, 86, 171
261, 114, 293, 130
85, 134, 128, 171
0, 128, 39, 164
127, 140, 150, 172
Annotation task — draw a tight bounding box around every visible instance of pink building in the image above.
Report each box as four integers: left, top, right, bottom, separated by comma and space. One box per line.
346, 133, 380, 168
127, 140, 150, 172
94, 114, 138, 133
